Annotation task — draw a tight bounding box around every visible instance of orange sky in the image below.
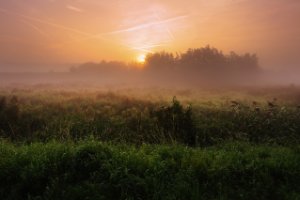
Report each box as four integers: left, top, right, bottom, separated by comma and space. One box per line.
0, 0, 300, 72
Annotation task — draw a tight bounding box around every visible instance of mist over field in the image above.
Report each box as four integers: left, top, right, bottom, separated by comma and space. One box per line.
0, 45, 299, 87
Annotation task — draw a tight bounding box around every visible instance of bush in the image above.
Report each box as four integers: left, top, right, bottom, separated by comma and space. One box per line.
152, 97, 197, 146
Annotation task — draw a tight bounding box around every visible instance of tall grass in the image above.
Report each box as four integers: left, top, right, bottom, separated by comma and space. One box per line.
0, 88, 299, 146
0, 140, 299, 200
0, 87, 300, 146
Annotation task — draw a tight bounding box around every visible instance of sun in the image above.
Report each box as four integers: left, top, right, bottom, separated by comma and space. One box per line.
136, 54, 146, 63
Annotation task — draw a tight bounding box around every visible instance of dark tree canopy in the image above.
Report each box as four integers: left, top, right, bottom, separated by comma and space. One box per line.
145, 46, 259, 73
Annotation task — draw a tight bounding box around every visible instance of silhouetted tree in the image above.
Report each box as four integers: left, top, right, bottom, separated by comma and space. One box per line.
69, 45, 261, 85
145, 51, 175, 70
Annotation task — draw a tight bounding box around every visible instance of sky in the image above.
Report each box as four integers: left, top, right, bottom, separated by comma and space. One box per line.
0, 0, 299, 72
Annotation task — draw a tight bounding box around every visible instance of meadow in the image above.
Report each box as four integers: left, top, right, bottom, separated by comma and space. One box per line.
0, 85, 300, 199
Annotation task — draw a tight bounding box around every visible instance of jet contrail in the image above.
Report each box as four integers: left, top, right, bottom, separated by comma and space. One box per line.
0, 7, 182, 55
154, 12, 175, 41
106, 15, 188, 35
71, 14, 188, 43
20, 20, 48, 37
0, 7, 91, 37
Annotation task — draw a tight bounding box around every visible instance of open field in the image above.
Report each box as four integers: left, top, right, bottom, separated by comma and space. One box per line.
0, 85, 300, 199
0, 86, 300, 145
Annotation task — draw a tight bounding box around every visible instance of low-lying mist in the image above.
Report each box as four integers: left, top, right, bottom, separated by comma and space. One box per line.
1, 46, 299, 87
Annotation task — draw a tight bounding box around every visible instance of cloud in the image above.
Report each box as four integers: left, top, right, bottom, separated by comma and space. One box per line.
106, 14, 188, 35
20, 20, 48, 37
0, 7, 90, 36
66, 5, 83, 13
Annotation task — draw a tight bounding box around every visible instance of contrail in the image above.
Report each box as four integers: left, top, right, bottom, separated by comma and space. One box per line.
0, 7, 91, 37
72, 14, 188, 43
166, 28, 175, 40
0, 7, 182, 55
0, 7, 114, 51
106, 15, 188, 35
20, 20, 48, 37
154, 12, 175, 41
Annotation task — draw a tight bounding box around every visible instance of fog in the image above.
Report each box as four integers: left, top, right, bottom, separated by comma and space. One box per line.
0, 46, 299, 88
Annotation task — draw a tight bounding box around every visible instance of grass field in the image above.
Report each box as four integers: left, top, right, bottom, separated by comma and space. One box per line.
0, 86, 300, 199
1, 141, 300, 200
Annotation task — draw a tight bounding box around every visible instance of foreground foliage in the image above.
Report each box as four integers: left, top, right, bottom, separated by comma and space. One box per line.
0, 141, 299, 200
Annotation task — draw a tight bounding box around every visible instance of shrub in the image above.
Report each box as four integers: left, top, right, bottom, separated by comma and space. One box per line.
152, 97, 197, 146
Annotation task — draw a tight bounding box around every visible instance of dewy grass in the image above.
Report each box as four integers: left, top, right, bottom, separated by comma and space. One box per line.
0, 88, 299, 146
0, 140, 299, 200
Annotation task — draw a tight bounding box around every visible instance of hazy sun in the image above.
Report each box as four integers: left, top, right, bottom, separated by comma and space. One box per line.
136, 54, 146, 63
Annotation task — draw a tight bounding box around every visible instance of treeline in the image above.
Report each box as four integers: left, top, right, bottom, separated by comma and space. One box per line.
70, 61, 128, 74
70, 46, 261, 86
146, 46, 259, 73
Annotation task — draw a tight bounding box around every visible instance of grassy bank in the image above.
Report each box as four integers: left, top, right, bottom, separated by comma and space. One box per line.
0, 141, 300, 200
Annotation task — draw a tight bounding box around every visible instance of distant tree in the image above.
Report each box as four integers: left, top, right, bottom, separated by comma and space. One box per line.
180, 46, 226, 70
70, 60, 128, 74
145, 51, 175, 69
145, 46, 259, 75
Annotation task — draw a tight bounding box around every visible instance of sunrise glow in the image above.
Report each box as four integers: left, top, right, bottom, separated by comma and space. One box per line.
0, 1, 299, 72
136, 54, 146, 63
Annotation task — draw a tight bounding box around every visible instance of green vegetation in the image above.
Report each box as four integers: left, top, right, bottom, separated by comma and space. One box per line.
1, 141, 300, 200
0, 86, 299, 199
0, 87, 299, 146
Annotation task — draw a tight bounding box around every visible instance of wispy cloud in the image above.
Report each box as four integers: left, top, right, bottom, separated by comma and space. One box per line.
66, 5, 83, 13
0, 7, 90, 36
70, 14, 188, 44
111, 13, 188, 53
154, 12, 175, 41
106, 15, 188, 35
130, 44, 167, 53
20, 20, 48, 37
